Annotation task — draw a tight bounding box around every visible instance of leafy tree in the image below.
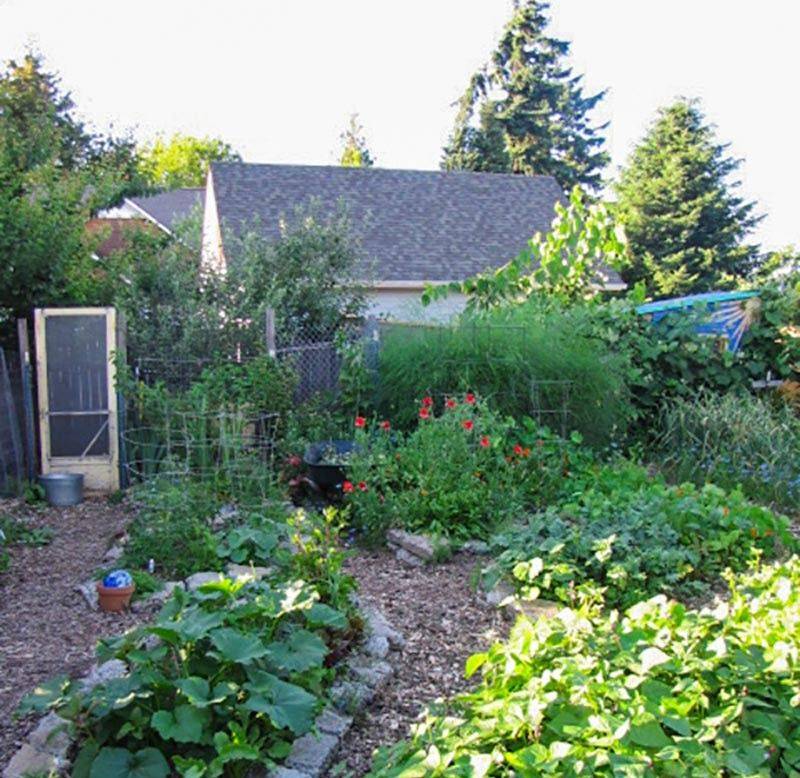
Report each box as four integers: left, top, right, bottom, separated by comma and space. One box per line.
137, 132, 241, 188
114, 200, 367, 364
442, 0, 608, 190
0, 52, 138, 332
339, 113, 375, 168
615, 98, 761, 296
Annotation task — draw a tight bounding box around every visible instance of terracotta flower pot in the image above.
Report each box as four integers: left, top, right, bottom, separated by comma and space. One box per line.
96, 582, 135, 612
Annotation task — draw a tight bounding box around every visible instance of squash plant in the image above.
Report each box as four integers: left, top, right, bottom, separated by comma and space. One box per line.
20, 575, 350, 777
372, 557, 800, 776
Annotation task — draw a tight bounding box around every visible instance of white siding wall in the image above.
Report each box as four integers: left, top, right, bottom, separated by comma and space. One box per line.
365, 290, 467, 323
201, 171, 224, 272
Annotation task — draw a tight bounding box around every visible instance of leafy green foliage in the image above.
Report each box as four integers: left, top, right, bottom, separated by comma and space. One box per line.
486, 463, 796, 609
615, 98, 761, 295
425, 187, 627, 309
20, 510, 355, 778
0, 52, 144, 334
375, 303, 632, 446
658, 390, 800, 511
344, 400, 589, 542
442, 0, 608, 190
122, 481, 224, 579
137, 132, 240, 188
371, 557, 800, 776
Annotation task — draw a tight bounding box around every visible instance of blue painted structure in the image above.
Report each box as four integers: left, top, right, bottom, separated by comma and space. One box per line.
635, 290, 760, 352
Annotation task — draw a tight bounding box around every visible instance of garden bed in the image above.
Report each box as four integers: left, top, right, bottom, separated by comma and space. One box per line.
0, 496, 145, 767
328, 549, 506, 776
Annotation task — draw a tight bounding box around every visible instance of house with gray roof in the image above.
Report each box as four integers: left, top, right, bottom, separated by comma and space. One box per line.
201, 162, 623, 321
98, 187, 204, 234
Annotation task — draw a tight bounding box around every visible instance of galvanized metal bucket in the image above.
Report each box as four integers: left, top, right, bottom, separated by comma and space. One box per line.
38, 473, 84, 506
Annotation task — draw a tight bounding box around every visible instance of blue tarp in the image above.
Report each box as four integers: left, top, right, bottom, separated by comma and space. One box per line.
635, 290, 760, 353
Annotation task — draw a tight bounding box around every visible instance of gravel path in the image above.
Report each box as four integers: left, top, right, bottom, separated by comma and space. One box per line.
330, 549, 507, 777
0, 496, 143, 767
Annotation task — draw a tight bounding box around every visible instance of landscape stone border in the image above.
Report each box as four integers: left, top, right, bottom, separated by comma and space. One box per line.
4, 578, 404, 778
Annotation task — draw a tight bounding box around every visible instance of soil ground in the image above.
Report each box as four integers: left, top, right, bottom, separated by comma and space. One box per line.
0, 496, 144, 766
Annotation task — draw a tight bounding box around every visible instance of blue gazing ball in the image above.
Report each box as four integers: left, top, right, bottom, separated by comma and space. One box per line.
103, 569, 133, 588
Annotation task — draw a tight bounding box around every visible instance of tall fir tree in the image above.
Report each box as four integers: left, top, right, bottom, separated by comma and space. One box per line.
615, 98, 761, 296
441, 0, 608, 190
339, 113, 375, 168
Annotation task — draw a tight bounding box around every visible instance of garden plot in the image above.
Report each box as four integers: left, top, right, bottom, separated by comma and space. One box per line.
329, 549, 506, 777
0, 496, 145, 766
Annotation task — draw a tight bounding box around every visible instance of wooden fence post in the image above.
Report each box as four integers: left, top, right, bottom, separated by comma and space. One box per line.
265, 308, 277, 358
16, 319, 36, 482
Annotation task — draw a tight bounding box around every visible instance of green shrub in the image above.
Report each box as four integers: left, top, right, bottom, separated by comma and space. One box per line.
486, 463, 796, 609
21, 574, 351, 778
375, 302, 632, 447
371, 556, 800, 776
122, 480, 223, 579
344, 400, 591, 542
657, 390, 800, 511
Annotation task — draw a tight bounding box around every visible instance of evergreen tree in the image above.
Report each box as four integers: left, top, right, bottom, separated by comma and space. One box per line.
615, 98, 761, 296
442, 0, 608, 190
339, 113, 375, 168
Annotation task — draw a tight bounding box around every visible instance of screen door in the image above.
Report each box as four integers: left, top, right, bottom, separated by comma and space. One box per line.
35, 308, 119, 491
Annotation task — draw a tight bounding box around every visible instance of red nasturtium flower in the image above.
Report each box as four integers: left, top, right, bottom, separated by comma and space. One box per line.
513, 444, 524, 456
380, 420, 391, 431
358, 481, 368, 492
480, 435, 490, 448
287, 454, 302, 467
421, 396, 433, 407
465, 392, 476, 404
342, 481, 354, 493
445, 398, 457, 409
419, 407, 431, 420
462, 419, 474, 431
354, 416, 366, 428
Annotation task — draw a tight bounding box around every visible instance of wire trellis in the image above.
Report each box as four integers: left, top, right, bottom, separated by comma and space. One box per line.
122, 409, 281, 507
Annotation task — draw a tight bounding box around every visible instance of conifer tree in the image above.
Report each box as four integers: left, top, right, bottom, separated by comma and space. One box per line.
442, 0, 607, 190
339, 113, 374, 168
615, 98, 761, 295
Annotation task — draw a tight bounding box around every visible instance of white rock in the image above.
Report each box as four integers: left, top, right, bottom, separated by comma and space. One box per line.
385, 529, 434, 561
362, 606, 405, 649
225, 563, 272, 581
3, 743, 61, 778
103, 544, 124, 563
27, 712, 70, 758
80, 659, 127, 691
347, 656, 393, 689
363, 634, 389, 659
285, 732, 339, 776
75, 579, 99, 611
395, 548, 424, 567
185, 571, 222, 591
315, 708, 352, 738
462, 540, 490, 555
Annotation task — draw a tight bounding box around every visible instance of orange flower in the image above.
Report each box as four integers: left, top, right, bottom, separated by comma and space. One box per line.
342, 481, 354, 493
513, 444, 524, 456
522, 447, 531, 458
419, 407, 431, 420
462, 419, 474, 431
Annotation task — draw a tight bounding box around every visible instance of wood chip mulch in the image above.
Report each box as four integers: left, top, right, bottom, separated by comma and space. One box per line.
329, 549, 507, 777
0, 496, 145, 768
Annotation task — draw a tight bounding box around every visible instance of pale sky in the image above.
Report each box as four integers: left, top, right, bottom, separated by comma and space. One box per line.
1, 0, 798, 251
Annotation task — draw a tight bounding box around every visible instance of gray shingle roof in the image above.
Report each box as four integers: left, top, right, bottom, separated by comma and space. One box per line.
211, 162, 596, 284
128, 188, 204, 233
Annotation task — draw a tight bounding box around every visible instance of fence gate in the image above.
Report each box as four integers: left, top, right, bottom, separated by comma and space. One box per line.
34, 308, 119, 491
